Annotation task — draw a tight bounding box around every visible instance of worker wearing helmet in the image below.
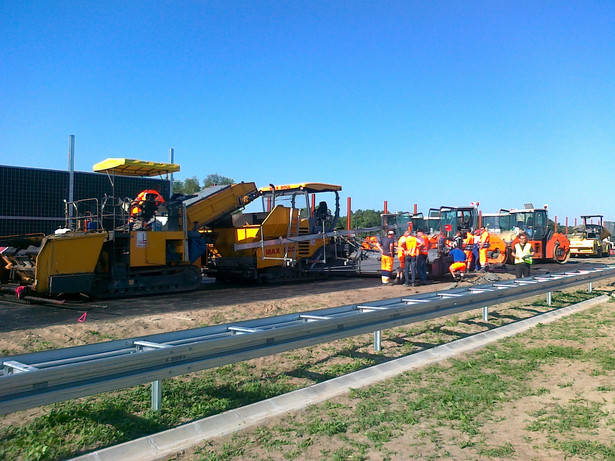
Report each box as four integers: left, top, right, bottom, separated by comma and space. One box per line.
511, 232, 533, 278
416, 231, 429, 285
404, 232, 419, 287
380, 230, 396, 284
463, 231, 474, 271
397, 231, 408, 284
478, 227, 490, 272
472, 229, 481, 271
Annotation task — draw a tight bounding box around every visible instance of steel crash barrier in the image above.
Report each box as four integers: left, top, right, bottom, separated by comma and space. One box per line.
1, 266, 615, 416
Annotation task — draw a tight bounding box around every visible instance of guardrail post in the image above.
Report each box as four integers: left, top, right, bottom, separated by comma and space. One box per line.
374, 330, 382, 351
482, 306, 488, 322
588, 282, 593, 293
152, 380, 162, 412
547, 291, 552, 306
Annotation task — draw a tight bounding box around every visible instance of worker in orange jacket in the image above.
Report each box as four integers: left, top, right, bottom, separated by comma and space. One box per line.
416, 231, 429, 285
404, 232, 419, 287
463, 231, 474, 271
478, 228, 490, 272
397, 231, 408, 284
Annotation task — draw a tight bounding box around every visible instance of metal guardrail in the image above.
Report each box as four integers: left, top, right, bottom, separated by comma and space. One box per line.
1, 266, 614, 416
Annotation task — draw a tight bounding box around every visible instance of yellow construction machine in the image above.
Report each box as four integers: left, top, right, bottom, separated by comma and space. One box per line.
205, 183, 357, 281
568, 215, 611, 257
0, 158, 258, 298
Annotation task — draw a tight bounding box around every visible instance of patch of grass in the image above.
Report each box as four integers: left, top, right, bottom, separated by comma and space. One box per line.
306, 416, 349, 436
195, 441, 245, 461
85, 330, 117, 341
552, 439, 615, 458
478, 441, 516, 457
20, 335, 55, 352
527, 399, 607, 433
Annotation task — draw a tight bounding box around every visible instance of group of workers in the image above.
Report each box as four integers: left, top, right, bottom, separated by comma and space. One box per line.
447, 227, 492, 280
378, 226, 497, 285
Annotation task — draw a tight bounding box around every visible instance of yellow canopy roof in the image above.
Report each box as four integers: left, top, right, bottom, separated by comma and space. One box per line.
259, 183, 342, 194
93, 158, 180, 177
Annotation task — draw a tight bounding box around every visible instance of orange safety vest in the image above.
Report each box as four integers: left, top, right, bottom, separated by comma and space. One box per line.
405, 235, 419, 257
397, 236, 407, 260
463, 233, 474, 250
479, 230, 490, 248
417, 233, 429, 255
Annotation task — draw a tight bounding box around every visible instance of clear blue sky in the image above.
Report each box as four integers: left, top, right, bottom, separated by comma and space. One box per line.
2, 1, 614, 222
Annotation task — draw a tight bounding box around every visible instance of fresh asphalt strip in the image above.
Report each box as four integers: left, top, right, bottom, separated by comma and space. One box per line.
71, 295, 610, 461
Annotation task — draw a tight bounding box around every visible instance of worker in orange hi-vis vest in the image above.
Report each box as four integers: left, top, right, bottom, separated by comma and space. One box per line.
379, 230, 396, 284
397, 231, 408, 284
416, 231, 429, 285
463, 231, 474, 271
478, 227, 490, 272
404, 232, 419, 287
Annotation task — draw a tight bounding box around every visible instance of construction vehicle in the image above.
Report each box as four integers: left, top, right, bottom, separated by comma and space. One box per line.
205, 183, 358, 281
0, 159, 259, 298
480, 212, 503, 233
429, 205, 507, 273
498, 205, 570, 264
568, 215, 611, 257
381, 211, 436, 236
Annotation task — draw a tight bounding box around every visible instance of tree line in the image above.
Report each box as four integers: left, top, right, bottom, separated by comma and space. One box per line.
172, 174, 235, 194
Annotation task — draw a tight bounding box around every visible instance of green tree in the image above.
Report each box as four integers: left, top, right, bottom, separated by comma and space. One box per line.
172, 176, 201, 195
203, 174, 235, 188
183, 176, 201, 194
352, 209, 382, 228
172, 179, 185, 194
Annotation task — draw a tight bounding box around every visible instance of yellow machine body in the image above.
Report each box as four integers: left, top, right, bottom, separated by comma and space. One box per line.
129, 231, 186, 267
185, 182, 258, 229
33, 232, 107, 294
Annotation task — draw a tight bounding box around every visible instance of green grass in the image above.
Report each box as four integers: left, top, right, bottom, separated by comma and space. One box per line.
194, 294, 615, 460
527, 399, 608, 433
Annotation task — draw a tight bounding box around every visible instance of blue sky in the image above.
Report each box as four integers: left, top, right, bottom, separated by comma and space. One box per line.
2, 1, 614, 221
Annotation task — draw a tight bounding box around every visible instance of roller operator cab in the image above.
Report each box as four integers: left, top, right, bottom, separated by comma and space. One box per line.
0, 158, 259, 298
205, 183, 353, 282
568, 215, 611, 257
499, 206, 570, 264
